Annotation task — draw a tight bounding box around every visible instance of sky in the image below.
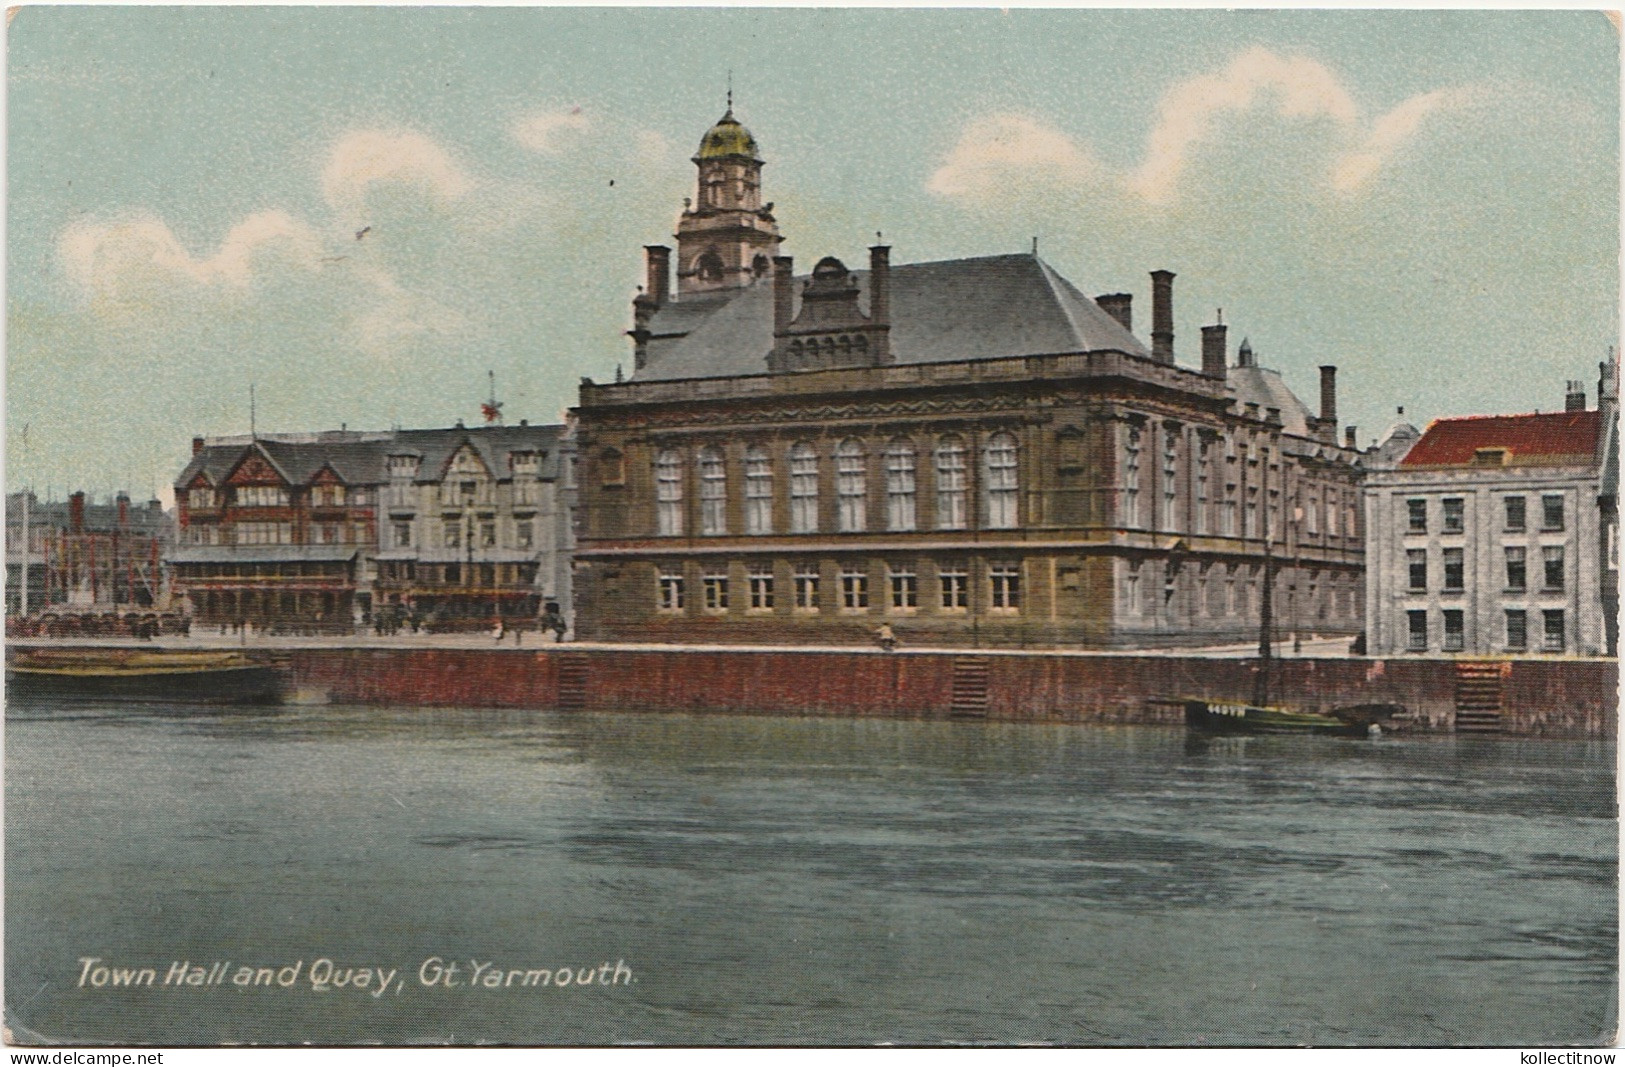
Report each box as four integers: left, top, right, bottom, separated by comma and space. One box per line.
7, 7, 1619, 503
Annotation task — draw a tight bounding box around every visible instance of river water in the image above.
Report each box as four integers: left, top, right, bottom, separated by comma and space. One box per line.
5, 699, 1616, 1047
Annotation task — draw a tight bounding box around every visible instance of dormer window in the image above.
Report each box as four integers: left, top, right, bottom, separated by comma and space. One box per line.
1472, 448, 1507, 467
388, 454, 420, 479
510, 450, 539, 476
187, 487, 217, 509
311, 483, 346, 508
236, 485, 288, 508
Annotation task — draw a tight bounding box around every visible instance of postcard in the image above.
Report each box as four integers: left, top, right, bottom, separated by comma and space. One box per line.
5, 6, 1617, 1051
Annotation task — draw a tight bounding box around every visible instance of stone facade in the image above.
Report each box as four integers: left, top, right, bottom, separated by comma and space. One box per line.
573, 111, 1367, 649
1363, 369, 1618, 658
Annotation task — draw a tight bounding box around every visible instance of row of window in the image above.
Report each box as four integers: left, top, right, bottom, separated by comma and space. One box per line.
1405, 546, 1564, 594
647, 435, 1018, 537
1405, 608, 1565, 653
655, 562, 1022, 614
189, 486, 376, 510
1406, 494, 1564, 535
1122, 427, 1358, 541
1122, 562, 1359, 621
375, 561, 539, 586
390, 519, 536, 551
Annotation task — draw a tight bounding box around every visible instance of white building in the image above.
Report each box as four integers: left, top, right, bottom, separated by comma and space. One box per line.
1363, 369, 1617, 657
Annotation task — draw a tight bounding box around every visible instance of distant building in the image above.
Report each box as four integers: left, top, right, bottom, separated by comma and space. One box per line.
6, 491, 171, 615
170, 423, 570, 633
573, 109, 1368, 648
1363, 366, 1618, 657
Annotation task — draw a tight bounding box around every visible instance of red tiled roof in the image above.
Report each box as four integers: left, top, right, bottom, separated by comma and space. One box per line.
1399, 410, 1602, 467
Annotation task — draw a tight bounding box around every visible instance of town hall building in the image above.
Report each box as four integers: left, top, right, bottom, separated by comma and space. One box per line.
571, 109, 1369, 649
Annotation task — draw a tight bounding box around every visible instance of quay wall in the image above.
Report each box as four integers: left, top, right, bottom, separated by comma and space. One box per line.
275, 647, 1618, 738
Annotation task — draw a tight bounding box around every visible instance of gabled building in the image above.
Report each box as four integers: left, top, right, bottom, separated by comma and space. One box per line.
170, 423, 571, 633
1363, 366, 1618, 657
6, 491, 171, 615
573, 109, 1368, 649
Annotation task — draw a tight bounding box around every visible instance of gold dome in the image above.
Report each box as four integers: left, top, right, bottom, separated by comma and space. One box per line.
696, 110, 760, 161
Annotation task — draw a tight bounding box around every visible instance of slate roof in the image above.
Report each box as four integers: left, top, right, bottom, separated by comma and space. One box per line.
174, 424, 565, 489
1226, 364, 1317, 439
1399, 410, 1604, 468
636, 253, 1152, 381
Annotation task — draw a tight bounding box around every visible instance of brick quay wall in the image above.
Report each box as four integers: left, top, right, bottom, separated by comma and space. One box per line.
265, 646, 1617, 739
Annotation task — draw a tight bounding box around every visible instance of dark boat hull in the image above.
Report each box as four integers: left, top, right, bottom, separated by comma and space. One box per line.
8, 664, 283, 705
1183, 699, 1375, 737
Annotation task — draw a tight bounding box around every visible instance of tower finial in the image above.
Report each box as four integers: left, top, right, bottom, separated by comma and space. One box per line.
726, 71, 733, 113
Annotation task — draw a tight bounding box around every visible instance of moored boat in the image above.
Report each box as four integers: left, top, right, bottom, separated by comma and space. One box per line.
1182, 698, 1401, 737
7, 649, 283, 704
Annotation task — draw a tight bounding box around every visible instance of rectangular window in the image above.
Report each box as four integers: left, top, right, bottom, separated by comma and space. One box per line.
1305, 494, 1319, 536
188, 487, 216, 509
1160, 431, 1178, 531
939, 565, 968, 611
1125, 563, 1142, 616
1407, 498, 1427, 533
885, 446, 917, 532
1245, 487, 1259, 539
936, 441, 968, 530
1504, 496, 1526, 532
656, 452, 684, 537
394, 522, 412, 549
1543, 609, 1566, 652
1504, 546, 1526, 591
1123, 428, 1142, 529
1505, 609, 1527, 650
790, 448, 818, 534
443, 522, 461, 549
744, 451, 773, 536
748, 564, 774, 610
990, 562, 1020, 612
480, 522, 496, 548
657, 569, 685, 612
840, 567, 868, 611
888, 566, 917, 611
1542, 494, 1565, 531
793, 564, 819, 612
699, 451, 727, 536
1442, 497, 1464, 533
1327, 490, 1340, 538
703, 570, 728, 612
836, 447, 867, 533
515, 521, 534, 550
1442, 547, 1464, 592
985, 435, 1019, 530
444, 563, 461, 585
1543, 545, 1565, 591
1195, 443, 1210, 535
1407, 549, 1427, 592
1407, 610, 1428, 651
1442, 609, 1464, 651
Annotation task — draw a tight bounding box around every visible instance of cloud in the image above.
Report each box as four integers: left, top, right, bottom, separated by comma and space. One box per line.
926, 113, 1098, 200
321, 129, 473, 215
928, 49, 1487, 210
1331, 86, 1488, 193
58, 210, 323, 299
512, 107, 590, 154
1129, 47, 1359, 204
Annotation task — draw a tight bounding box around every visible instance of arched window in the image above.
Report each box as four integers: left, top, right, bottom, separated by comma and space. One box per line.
752, 255, 770, 279
744, 446, 773, 535
984, 432, 1018, 529
935, 435, 967, 530
698, 446, 727, 536
789, 442, 819, 533
836, 439, 867, 533
655, 449, 683, 536
885, 438, 917, 532
696, 251, 723, 283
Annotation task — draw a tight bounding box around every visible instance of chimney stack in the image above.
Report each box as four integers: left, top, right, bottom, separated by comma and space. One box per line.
1150, 270, 1175, 363
69, 491, 86, 533
1345, 425, 1358, 450
192, 436, 205, 456
1096, 293, 1133, 334
1319, 366, 1338, 426
1565, 380, 1586, 412
773, 256, 795, 339
1201, 321, 1228, 379
644, 245, 671, 308
869, 245, 893, 363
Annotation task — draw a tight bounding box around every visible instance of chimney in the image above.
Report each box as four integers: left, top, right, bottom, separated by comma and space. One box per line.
1345, 425, 1358, 450
773, 256, 795, 338
69, 491, 86, 533
1150, 270, 1175, 363
1096, 293, 1133, 333
192, 436, 205, 456
644, 245, 671, 307
1319, 366, 1338, 426
868, 244, 893, 363
1201, 321, 1227, 379
1565, 380, 1586, 412
117, 493, 129, 527
1266, 406, 1282, 425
